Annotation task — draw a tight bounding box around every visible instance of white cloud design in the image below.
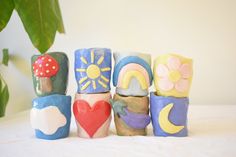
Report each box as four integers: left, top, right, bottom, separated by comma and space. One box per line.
30, 106, 67, 135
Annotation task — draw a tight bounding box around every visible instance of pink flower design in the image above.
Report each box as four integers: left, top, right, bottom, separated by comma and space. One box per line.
156, 57, 192, 92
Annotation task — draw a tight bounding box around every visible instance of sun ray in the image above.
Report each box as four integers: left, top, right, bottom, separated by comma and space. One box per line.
91, 50, 94, 63
98, 80, 107, 88
97, 56, 104, 65
76, 68, 86, 72
101, 67, 111, 72
92, 80, 96, 89
81, 81, 91, 90
101, 75, 109, 82
80, 56, 88, 64
79, 77, 88, 84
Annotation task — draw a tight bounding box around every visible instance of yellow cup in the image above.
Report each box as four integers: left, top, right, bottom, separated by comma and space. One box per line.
153, 53, 193, 97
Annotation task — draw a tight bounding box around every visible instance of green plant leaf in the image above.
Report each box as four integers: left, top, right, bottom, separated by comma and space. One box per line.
0, 77, 9, 117
2, 49, 9, 66
14, 0, 65, 53
0, 78, 2, 92
0, 0, 14, 31
53, 0, 65, 33
0, 105, 4, 117
1, 85, 9, 108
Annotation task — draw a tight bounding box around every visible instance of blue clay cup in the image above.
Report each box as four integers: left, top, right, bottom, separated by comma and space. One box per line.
74, 48, 111, 94
150, 92, 189, 137
31, 94, 71, 140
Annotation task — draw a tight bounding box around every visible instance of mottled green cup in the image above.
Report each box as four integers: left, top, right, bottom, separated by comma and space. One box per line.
31, 52, 69, 97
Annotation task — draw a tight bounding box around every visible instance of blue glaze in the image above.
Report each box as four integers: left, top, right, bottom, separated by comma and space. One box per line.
113, 56, 153, 86
150, 92, 189, 137
32, 94, 71, 140
74, 48, 112, 93
120, 108, 151, 129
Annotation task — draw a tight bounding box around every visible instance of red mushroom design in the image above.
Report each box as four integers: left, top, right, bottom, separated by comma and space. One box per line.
33, 54, 59, 93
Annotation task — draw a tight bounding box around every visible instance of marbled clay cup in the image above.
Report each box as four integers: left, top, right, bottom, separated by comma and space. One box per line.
111, 94, 151, 136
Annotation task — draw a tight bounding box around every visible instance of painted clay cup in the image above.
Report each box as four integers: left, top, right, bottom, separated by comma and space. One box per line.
31, 52, 69, 97
30, 94, 71, 140
150, 92, 189, 137
73, 92, 112, 138
111, 94, 150, 136
74, 48, 112, 94
153, 53, 193, 97
113, 52, 152, 96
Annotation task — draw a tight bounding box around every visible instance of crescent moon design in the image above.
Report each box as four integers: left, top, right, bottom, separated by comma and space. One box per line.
158, 103, 184, 134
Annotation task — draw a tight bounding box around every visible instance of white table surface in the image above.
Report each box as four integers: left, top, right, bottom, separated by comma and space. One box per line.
0, 105, 236, 157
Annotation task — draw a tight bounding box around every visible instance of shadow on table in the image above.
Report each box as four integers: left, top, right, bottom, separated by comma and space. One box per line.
189, 118, 235, 137
68, 128, 117, 138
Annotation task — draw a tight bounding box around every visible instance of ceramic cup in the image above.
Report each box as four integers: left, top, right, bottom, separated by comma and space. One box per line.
30, 94, 71, 140
111, 94, 151, 136
74, 48, 112, 94
113, 52, 152, 96
153, 53, 193, 97
150, 92, 189, 137
31, 52, 69, 97
73, 92, 112, 138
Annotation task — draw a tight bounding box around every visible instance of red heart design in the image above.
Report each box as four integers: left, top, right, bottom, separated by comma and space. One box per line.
73, 100, 111, 138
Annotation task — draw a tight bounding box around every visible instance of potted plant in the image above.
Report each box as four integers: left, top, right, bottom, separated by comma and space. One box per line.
0, 0, 71, 140
0, 0, 65, 116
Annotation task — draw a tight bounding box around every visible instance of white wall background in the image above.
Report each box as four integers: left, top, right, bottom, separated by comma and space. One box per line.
0, 0, 236, 115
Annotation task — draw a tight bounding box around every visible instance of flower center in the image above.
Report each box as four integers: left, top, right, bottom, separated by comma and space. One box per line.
168, 70, 181, 82
86, 64, 100, 79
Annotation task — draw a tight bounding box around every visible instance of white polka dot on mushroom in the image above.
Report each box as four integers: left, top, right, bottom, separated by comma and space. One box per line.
46, 70, 50, 73
48, 59, 52, 62
52, 66, 55, 69
46, 63, 49, 66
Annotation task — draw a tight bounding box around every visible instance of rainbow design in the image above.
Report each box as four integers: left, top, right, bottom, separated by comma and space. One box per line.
113, 54, 152, 96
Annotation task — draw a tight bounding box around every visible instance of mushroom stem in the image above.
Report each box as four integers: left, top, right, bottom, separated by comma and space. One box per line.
38, 77, 52, 93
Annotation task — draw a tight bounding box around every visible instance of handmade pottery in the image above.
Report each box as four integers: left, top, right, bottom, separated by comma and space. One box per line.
153, 53, 193, 97
30, 94, 71, 140
74, 48, 112, 94
31, 52, 69, 97
150, 92, 189, 137
111, 94, 150, 136
73, 92, 112, 138
113, 52, 152, 96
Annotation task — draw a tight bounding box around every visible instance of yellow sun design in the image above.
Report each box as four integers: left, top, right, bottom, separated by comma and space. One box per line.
76, 50, 111, 90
